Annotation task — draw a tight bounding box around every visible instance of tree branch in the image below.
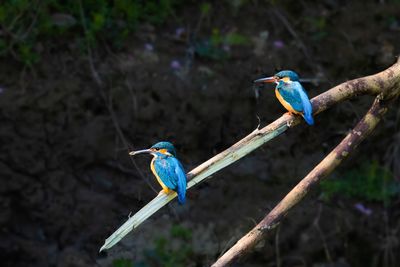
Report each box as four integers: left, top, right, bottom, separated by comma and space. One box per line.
212, 93, 392, 266
100, 58, 400, 252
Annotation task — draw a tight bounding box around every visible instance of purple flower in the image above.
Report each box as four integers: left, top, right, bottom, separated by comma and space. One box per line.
354, 203, 372, 216
273, 40, 285, 49
144, 43, 154, 51
170, 60, 182, 70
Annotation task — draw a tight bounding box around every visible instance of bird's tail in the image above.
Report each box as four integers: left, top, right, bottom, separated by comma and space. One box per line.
177, 178, 186, 204
302, 112, 314, 125
174, 162, 187, 204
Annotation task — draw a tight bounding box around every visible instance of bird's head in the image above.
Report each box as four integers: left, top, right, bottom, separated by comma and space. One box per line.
254, 70, 300, 84
129, 141, 177, 157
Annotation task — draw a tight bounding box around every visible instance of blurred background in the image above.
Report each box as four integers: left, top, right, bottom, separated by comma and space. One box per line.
1, 1, 400, 266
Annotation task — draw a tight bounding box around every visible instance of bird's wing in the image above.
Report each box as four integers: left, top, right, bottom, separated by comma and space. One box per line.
153, 158, 178, 189
296, 83, 313, 119
278, 84, 304, 112
153, 157, 187, 203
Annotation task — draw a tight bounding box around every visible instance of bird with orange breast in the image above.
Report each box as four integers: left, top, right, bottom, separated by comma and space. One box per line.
254, 70, 314, 125
129, 141, 187, 204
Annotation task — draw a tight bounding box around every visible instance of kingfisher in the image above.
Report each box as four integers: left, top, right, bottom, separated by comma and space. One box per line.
254, 70, 314, 125
129, 141, 187, 204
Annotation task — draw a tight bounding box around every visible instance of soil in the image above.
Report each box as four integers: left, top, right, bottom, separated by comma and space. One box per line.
1, 1, 400, 267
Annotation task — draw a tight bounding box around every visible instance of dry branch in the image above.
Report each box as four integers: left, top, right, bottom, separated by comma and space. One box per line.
100, 58, 400, 252
212, 58, 400, 266
212, 95, 389, 266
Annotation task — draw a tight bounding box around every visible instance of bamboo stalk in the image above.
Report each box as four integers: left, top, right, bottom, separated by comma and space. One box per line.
100, 117, 289, 252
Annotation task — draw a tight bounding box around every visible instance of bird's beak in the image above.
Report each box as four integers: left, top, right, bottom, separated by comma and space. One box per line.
129, 148, 153, 156
253, 76, 277, 84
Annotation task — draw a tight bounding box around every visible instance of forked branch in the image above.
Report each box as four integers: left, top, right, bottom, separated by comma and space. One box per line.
212, 58, 400, 266
100, 58, 400, 252
212, 94, 392, 266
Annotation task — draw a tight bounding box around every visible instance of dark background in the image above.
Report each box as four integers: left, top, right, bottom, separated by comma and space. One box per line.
1, 1, 399, 266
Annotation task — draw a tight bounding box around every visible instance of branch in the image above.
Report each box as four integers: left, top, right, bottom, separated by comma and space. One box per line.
100, 58, 400, 252
212, 94, 391, 266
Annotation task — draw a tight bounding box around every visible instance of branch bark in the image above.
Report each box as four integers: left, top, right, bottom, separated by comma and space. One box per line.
100, 58, 400, 252
212, 59, 400, 266
212, 95, 389, 266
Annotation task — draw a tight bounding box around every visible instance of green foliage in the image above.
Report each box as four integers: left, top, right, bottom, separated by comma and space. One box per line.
171, 224, 192, 240
224, 32, 250, 45
146, 235, 192, 267
320, 161, 400, 204
17, 43, 40, 66
200, 2, 212, 16
0, 0, 182, 65
112, 224, 193, 267
195, 28, 250, 60
113, 258, 134, 267
145, 224, 193, 267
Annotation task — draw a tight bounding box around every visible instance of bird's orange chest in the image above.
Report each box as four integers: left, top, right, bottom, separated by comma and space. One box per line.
150, 158, 171, 193
275, 89, 300, 114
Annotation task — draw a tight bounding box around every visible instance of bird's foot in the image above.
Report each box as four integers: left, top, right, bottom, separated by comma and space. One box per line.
285, 112, 294, 127
158, 188, 171, 196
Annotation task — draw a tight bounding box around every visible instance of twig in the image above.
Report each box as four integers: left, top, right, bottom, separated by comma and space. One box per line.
313, 203, 332, 262
78, 0, 157, 194
272, 8, 329, 83
272, 9, 312, 61
100, 58, 400, 252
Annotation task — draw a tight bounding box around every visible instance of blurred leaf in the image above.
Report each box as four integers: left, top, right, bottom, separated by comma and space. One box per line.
171, 224, 192, 240
321, 161, 398, 204
91, 12, 105, 32
18, 43, 40, 65
211, 28, 222, 46
0, 6, 6, 22
0, 0, 184, 65
200, 2, 211, 15
224, 32, 249, 45
112, 258, 134, 267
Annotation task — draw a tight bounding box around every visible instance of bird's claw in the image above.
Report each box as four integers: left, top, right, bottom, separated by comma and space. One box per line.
284, 112, 294, 127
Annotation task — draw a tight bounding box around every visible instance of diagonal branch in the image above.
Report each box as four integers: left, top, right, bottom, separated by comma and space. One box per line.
100, 58, 400, 252
212, 94, 392, 266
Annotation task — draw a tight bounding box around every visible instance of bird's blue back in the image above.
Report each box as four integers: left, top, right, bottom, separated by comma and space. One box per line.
153, 153, 187, 204
277, 81, 314, 125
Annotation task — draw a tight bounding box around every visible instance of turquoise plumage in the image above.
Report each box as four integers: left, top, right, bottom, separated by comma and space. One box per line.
152, 152, 187, 203
254, 70, 314, 125
129, 141, 187, 204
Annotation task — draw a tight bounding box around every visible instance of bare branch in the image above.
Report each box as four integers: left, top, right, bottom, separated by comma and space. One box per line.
100, 59, 400, 252
212, 93, 395, 266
